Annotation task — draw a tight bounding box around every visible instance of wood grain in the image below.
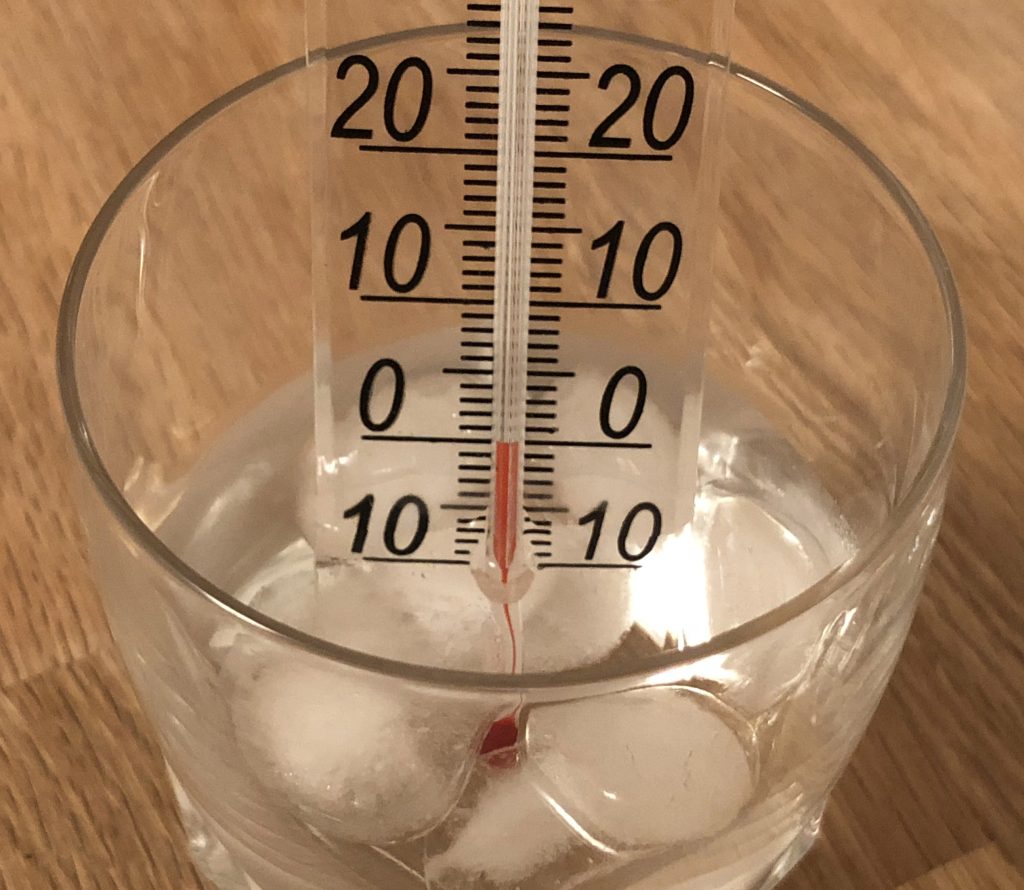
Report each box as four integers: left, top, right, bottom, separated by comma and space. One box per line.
1, 0, 1022, 888
898, 846, 1023, 890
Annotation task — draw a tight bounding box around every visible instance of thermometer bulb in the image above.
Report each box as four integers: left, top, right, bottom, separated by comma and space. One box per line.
472, 441, 535, 606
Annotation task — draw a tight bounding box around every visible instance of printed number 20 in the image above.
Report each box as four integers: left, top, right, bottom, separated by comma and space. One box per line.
331, 55, 433, 142
589, 64, 695, 151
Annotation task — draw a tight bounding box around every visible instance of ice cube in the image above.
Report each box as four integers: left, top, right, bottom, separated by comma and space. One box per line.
229, 535, 632, 676
229, 654, 482, 845
696, 484, 854, 712
312, 554, 506, 672
519, 565, 633, 672
526, 687, 755, 849
310, 554, 635, 674
425, 768, 588, 887
626, 483, 854, 714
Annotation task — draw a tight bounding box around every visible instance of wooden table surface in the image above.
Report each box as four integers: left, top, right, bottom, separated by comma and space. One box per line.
2, 0, 1023, 887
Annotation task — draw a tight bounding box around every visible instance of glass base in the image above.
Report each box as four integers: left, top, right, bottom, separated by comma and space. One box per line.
171, 773, 263, 890
760, 827, 820, 890
171, 769, 823, 890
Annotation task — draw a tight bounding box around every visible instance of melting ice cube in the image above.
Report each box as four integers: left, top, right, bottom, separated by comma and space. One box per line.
526, 687, 755, 849
313, 554, 507, 671
428, 687, 756, 888
229, 653, 483, 845
425, 768, 594, 888
518, 564, 633, 672
626, 481, 855, 714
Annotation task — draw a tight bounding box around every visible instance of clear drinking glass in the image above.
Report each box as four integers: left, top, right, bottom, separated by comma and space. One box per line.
57, 30, 964, 890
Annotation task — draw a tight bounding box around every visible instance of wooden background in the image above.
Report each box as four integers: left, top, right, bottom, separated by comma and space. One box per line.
1, 0, 1022, 887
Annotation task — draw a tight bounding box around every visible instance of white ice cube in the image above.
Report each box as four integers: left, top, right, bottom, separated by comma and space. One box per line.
426, 769, 583, 887
526, 687, 755, 849
229, 654, 482, 845
314, 552, 635, 674
627, 483, 855, 714
233, 536, 632, 675
519, 565, 633, 672
311, 556, 507, 671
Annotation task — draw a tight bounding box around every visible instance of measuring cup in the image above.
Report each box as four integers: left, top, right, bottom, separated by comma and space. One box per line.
58, 10, 964, 890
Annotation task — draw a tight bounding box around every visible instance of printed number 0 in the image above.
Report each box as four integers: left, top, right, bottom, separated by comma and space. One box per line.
359, 359, 405, 432
599, 366, 647, 440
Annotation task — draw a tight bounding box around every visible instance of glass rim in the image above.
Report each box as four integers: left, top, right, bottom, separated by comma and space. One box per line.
56, 31, 966, 694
